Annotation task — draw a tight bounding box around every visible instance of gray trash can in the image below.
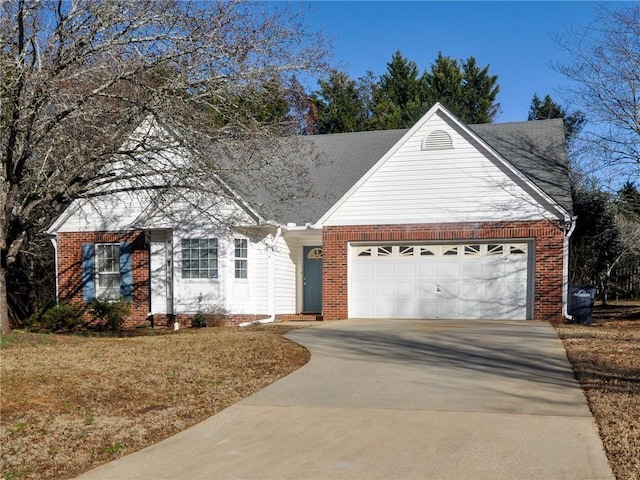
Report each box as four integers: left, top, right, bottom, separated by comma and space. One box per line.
568, 285, 597, 325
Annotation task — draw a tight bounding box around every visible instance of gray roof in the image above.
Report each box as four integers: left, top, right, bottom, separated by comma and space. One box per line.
237, 118, 572, 225
469, 118, 572, 215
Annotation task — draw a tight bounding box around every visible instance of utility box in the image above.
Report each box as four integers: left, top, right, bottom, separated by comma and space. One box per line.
568, 285, 597, 325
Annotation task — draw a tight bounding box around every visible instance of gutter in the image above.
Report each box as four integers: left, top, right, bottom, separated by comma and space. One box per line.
562, 216, 577, 321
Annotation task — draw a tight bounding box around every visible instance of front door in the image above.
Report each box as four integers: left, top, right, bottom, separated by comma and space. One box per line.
303, 246, 323, 313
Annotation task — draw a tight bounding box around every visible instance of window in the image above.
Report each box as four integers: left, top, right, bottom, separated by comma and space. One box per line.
464, 244, 481, 256
510, 244, 527, 255
182, 238, 218, 279
420, 247, 436, 256
357, 247, 372, 257
234, 239, 248, 279
377, 246, 393, 257
443, 246, 459, 256
487, 244, 504, 256
96, 244, 121, 299
82, 242, 132, 303
399, 246, 414, 257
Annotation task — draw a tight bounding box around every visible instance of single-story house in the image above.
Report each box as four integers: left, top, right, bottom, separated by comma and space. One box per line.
47, 103, 575, 327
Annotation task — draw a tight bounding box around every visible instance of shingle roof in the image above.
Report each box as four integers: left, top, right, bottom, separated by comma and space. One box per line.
236, 118, 572, 225
469, 118, 572, 215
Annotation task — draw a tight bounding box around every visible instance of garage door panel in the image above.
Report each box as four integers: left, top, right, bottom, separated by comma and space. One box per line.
417, 300, 437, 318
374, 263, 395, 278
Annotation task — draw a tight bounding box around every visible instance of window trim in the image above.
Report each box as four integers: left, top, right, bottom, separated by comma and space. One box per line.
95, 243, 121, 300
181, 238, 219, 280
234, 238, 248, 279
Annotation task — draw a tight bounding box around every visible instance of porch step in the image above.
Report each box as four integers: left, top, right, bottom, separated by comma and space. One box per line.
275, 314, 323, 322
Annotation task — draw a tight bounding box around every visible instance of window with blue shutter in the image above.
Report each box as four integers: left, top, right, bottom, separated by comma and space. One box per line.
82, 241, 135, 302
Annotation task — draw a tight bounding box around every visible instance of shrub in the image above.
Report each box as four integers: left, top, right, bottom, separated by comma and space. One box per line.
27, 302, 86, 332
191, 312, 208, 328
87, 299, 131, 331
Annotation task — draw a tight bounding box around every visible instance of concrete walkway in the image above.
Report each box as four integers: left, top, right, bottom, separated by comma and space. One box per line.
78, 319, 614, 479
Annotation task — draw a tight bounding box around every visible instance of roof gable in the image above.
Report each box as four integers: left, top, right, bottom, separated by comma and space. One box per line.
313, 103, 571, 226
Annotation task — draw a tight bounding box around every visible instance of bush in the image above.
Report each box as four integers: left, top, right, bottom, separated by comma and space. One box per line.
87, 299, 131, 331
192, 312, 208, 328
27, 302, 86, 332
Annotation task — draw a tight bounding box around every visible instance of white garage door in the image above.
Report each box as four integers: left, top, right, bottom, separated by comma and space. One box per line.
350, 243, 531, 320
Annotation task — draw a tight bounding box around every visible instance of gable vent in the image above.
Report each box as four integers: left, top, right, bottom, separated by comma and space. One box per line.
422, 130, 453, 151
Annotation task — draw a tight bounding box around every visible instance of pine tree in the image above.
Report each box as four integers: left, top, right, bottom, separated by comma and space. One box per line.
313, 71, 368, 133
528, 93, 585, 143
370, 51, 427, 129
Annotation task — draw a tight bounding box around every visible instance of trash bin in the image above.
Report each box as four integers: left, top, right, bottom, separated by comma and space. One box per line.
568, 285, 597, 325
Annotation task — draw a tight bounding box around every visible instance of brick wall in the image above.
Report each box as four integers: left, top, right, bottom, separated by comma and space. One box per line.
56, 231, 150, 328
322, 220, 566, 322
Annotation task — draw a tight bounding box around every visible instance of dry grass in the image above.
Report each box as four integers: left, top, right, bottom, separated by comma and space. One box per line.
556, 302, 640, 480
3, 307, 639, 480
0, 325, 309, 480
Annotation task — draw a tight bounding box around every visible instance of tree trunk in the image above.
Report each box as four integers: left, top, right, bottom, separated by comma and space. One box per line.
0, 266, 10, 334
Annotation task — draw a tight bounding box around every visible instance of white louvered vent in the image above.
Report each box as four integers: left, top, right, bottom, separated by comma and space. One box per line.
422, 130, 453, 151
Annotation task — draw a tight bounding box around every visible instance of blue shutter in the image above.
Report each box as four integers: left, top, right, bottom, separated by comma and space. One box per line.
82, 243, 95, 303
120, 242, 133, 302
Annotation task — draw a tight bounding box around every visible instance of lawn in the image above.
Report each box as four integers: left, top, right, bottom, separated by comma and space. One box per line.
2, 307, 638, 480
555, 302, 640, 480
0, 325, 309, 480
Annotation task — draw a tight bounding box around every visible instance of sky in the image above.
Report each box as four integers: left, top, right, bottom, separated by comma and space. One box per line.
299, 1, 605, 123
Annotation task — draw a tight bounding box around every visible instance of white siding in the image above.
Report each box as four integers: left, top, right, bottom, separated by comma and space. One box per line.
55, 191, 149, 232
324, 111, 556, 227
171, 229, 224, 314
272, 235, 297, 313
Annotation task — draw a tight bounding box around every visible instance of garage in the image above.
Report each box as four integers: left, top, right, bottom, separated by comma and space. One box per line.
349, 242, 532, 320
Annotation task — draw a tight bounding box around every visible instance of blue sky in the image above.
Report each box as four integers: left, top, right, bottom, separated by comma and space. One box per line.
300, 1, 605, 123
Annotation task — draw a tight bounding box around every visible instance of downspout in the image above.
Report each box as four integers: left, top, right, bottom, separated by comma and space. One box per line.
562, 216, 577, 321
49, 236, 59, 305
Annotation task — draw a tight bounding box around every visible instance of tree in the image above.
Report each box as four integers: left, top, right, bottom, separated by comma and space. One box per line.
459, 56, 501, 124
556, 4, 640, 178
286, 76, 319, 135
311, 71, 369, 133
0, 0, 328, 332
528, 93, 585, 145
570, 186, 622, 304
370, 51, 427, 129
424, 53, 500, 124
423, 53, 463, 118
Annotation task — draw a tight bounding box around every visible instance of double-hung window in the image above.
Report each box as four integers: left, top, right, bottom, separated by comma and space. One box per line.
81, 242, 132, 303
95, 244, 121, 299
181, 238, 218, 279
234, 239, 248, 279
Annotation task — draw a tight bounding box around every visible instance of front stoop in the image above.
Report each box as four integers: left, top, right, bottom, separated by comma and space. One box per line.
275, 314, 323, 322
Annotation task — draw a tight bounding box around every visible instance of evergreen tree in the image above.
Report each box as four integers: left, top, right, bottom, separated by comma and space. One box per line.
313, 71, 368, 133
423, 53, 463, 116
461, 56, 500, 123
528, 93, 585, 143
370, 51, 427, 129
424, 53, 500, 124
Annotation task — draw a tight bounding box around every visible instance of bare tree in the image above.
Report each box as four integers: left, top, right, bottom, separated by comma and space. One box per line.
556, 4, 640, 181
0, 0, 329, 332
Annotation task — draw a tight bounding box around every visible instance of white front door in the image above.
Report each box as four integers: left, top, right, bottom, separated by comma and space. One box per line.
150, 230, 173, 315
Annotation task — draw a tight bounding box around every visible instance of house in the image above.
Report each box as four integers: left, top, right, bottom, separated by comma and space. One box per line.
47, 103, 574, 327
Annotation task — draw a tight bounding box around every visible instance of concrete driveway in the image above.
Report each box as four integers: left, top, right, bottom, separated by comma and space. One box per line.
78, 319, 614, 479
